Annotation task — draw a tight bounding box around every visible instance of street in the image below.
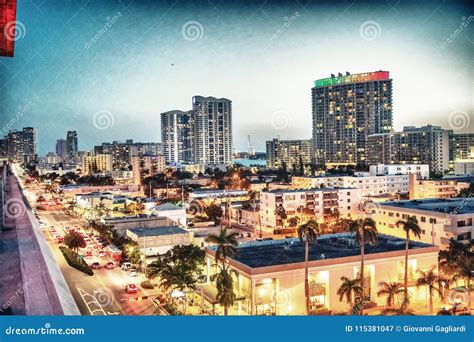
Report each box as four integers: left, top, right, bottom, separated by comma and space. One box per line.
21, 181, 162, 316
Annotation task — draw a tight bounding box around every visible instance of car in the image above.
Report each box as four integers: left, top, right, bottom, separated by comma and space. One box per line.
85, 250, 93, 257
38, 221, 46, 227
128, 268, 138, 277
90, 262, 101, 269
105, 262, 115, 270
120, 262, 132, 271
125, 284, 138, 294
55, 236, 64, 243
98, 250, 106, 257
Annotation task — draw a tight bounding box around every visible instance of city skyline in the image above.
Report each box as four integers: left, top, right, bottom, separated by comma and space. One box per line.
1, 0, 473, 155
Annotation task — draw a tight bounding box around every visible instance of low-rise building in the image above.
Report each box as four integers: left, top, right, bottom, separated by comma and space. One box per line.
292, 174, 409, 197
369, 164, 429, 179
103, 215, 174, 237
260, 188, 360, 229
454, 159, 474, 176
202, 233, 438, 315
127, 226, 193, 256
82, 153, 113, 175
152, 202, 187, 226
372, 198, 474, 246
408, 174, 469, 200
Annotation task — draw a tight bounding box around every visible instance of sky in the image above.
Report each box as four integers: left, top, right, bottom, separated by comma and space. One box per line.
0, 0, 473, 155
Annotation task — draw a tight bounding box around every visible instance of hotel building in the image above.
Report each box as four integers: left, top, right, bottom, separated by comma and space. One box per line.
161, 110, 194, 164
266, 138, 312, 171
260, 188, 360, 229
452, 133, 474, 160
367, 125, 452, 173
81, 153, 113, 175
312, 71, 392, 165
192, 96, 233, 167
202, 234, 438, 315
372, 198, 474, 246
292, 174, 410, 198
408, 174, 469, 200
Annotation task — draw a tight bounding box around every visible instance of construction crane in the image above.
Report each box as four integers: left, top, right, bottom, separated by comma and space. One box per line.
247, 135, 255, 156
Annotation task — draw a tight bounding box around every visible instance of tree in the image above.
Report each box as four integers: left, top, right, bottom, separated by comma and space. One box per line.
275, 205, 287, 229
205, 227, 239, 315
457, 183, 474, 197
348, 218, 377, 315
449, 256, 473, 315
377, 281, 404, 310
206, 227, 239, 271
381, 299, 415, 315
396, 216, 422, 303
298, 219, 320, 314
288, 216, 299, 228
147, 245, 205, 315
416, 267, 443, 314
298, 154, 305, 176
276, 161, 289, 183
64, 231, 86, 258
211, 267, 237, 316
337, 276, 362, 311
204, 203, 223, 226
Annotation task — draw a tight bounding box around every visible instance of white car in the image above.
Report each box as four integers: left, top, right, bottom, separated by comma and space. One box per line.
129, 268, 138, 277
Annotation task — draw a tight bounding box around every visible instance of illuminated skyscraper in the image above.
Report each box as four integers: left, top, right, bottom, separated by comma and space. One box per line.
192, 96, 232, 167
66, 130, 78, 161
160, 110, 194, 164
312, 71, 393, 166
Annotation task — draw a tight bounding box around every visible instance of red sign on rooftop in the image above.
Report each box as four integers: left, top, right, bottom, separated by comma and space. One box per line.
0, 0, 17, 57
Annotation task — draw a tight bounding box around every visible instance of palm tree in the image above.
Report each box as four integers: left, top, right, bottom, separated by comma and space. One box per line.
381, 299, 415, 315
416, 267, 443, 314
348, 218, 377, 315
64, 231, 86, 259
205, 227, 239, 315
297, 219, 320, 315
337, 276, 362, 311
396, 216, 422, 303
211, 267, 237, 316
205, 227, 239, 270
377, 281, 404, 310
450, 256, 473, 315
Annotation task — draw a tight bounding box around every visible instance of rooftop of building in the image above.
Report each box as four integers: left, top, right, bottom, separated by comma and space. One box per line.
379, 198, 474, 215
314, 71, 390, 88
209, 233, 433, 269
128, 226, 188, 237
262, 187, 355, 194
103, 214, 168, 222
154, 202, 184, 211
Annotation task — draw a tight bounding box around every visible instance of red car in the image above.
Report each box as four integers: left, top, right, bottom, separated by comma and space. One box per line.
55, 236, 64, 243
105, 262, 115, 270
125, 284, 138, 294
85, 250, 93, 257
